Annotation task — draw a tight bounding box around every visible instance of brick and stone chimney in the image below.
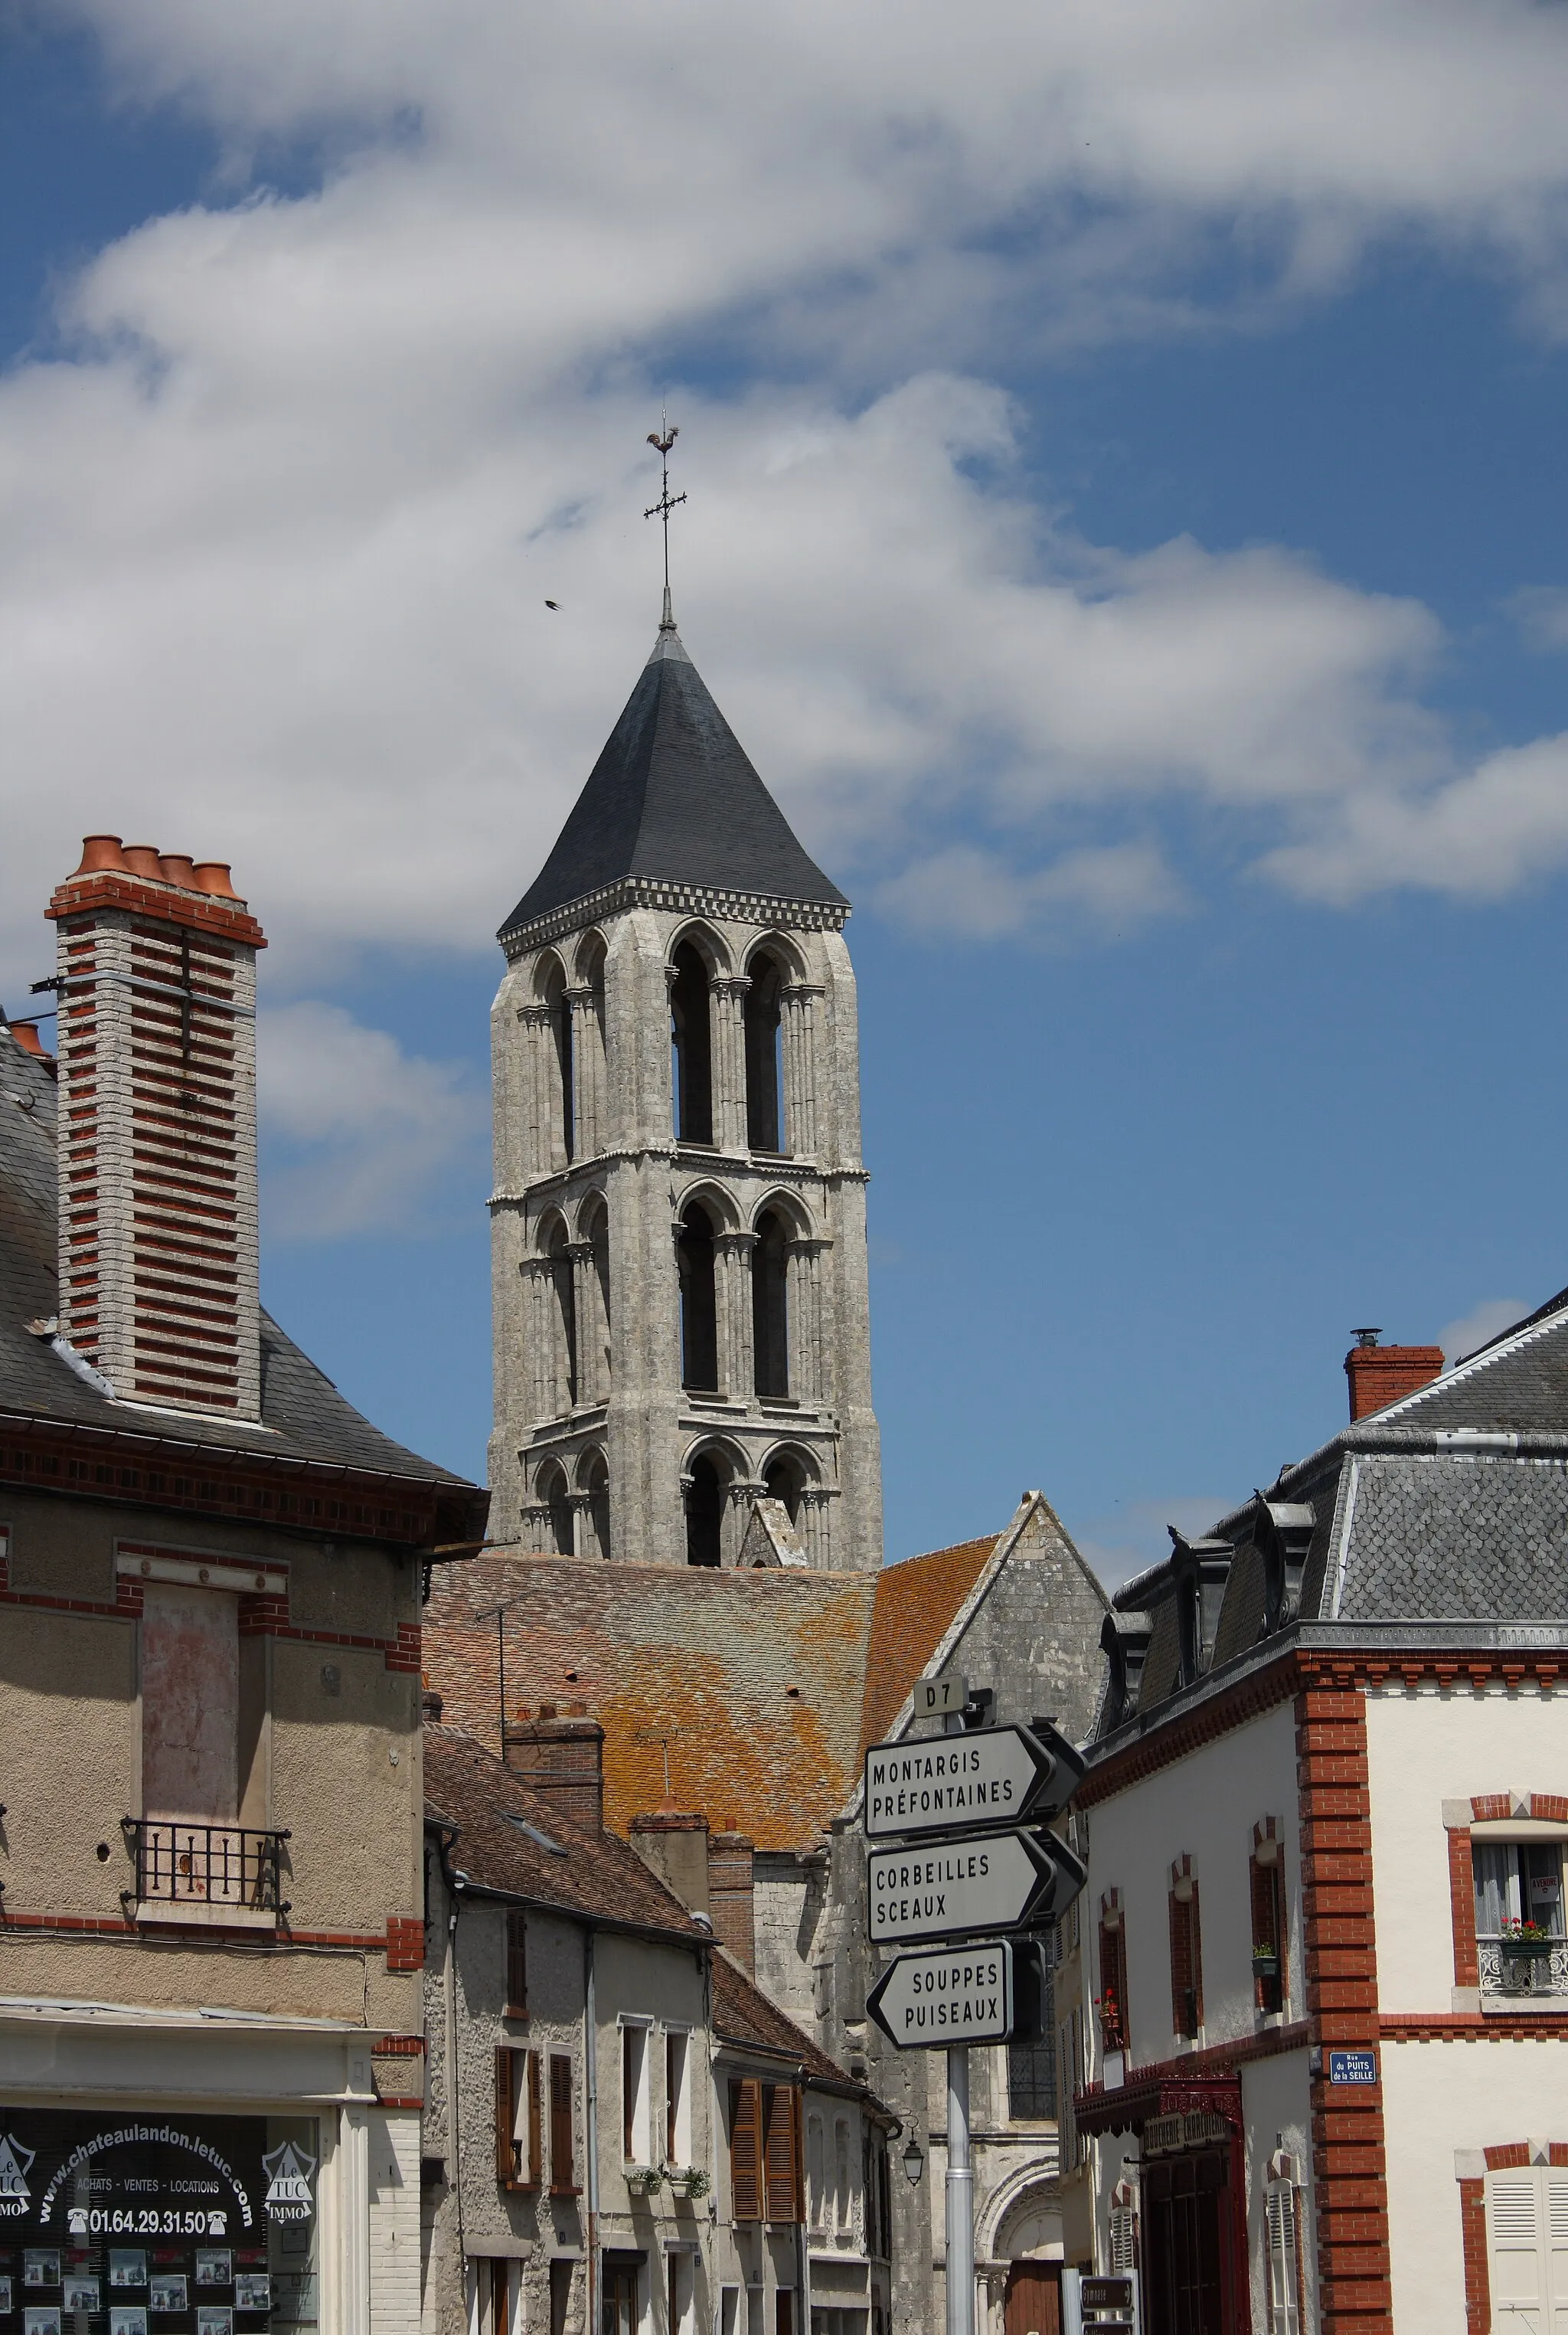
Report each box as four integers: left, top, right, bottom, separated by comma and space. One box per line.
505, 1702, 605, 1832
47, 838, 266, 1418
1344, 1326, 1444, 1422
629, 1810, 711, 1916
708, 1825, 756, 1973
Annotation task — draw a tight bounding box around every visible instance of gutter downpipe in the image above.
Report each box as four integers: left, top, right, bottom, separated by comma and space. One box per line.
796, 2067, 812, 2335
584, 1925, 599, 2335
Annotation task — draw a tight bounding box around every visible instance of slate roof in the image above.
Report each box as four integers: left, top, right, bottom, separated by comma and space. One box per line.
1099, 1292, 1568, 1741
500, 627, 848, 939
0, 1022, 481, 1500
421, 1529, 1008, 1853
424, 1724, 708, 1941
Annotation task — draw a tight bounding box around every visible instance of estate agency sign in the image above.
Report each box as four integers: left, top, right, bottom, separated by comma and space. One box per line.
0, 2112, 316, 2335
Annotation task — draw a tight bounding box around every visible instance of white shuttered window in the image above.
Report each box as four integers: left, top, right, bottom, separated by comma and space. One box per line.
1265, 2180, 1301, 2335
1488, 2169, 1568, 2330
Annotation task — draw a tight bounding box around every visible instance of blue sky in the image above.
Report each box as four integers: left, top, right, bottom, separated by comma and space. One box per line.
5, 2, 1568, 1580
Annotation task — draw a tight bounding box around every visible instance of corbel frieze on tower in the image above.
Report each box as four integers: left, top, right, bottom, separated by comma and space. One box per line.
487, 617, 882, 1573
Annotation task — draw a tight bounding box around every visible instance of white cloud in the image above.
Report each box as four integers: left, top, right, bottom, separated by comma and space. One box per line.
2, 5, 1568, 991
1439, 1296, 1530, 1368
1510, 587, 1568, 652
256, 1001, 485, 1238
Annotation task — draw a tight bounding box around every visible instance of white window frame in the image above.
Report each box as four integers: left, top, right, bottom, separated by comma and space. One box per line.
619, 2015, 654, 2170
664, 2023, 693, 2168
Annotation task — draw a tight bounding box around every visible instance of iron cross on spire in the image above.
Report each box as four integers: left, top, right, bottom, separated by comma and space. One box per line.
645, 420, 686, 631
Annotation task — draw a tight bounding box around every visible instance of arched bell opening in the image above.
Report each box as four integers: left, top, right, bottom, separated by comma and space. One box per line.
678, 1201, 719, 1391
670, 940, 714, 1145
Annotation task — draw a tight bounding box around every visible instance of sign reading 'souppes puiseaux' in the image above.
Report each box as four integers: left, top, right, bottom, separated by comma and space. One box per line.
862, 1722, 1084, 1842
865, 1941, 1014, 2049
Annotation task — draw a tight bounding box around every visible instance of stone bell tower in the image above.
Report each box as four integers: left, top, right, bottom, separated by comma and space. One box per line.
488, 610, 882, 1571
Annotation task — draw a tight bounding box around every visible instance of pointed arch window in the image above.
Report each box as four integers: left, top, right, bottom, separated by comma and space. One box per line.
580, 1450, 610, 1561
744, 953, 786, 1153
685, 1453, 724, 1568
542, 957, 574, 1164
763, 1450, 805, 1522
547, 1221, 577, 1411
670, 943, 714, 1145
678, 1202, 718, 1391
535, 1462, 573, 1556
753, 1209, 790, 1399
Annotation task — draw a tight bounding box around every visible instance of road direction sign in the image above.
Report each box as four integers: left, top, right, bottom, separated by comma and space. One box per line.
867, 1828, 1085, 1944
863, 1722, 1086, 1840
867, 1941, 1014, 2050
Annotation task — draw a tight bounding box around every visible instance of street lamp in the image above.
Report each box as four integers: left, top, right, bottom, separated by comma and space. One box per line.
901, 2134, 924, 2186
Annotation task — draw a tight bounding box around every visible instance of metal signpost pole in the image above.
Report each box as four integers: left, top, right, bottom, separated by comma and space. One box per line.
946, 2042, 974, 2335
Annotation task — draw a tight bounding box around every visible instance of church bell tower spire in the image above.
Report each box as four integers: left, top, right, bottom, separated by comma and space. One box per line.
486, 432, 882, 1571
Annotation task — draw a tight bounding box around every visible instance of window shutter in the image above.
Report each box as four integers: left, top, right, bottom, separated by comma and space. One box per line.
550, 2054, 576, 2193
527, 2050, 542, 2190
506, 1908, 528, 2015
1190, 1882, 1205, 2030
1109, 2206, 1138, 2274
763, 2085, 801, 2224
1168, 1893, 1187, 2037
730, 2078, 763, 2222
1265, 2182, 1301, 2333
495, 2048, 516, 2187
1250, 1859, 1277, 1954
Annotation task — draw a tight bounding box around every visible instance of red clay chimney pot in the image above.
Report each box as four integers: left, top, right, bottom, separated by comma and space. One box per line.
121, 845, 165, 880
10, 1022, 47, 1059
158, 853, 201, 891
192, 861, 242, 901
72, 836, 128, 877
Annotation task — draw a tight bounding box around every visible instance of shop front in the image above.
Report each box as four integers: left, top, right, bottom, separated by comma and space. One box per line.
0, 2010, 416, 2335
1076, 2077, 1246, 2335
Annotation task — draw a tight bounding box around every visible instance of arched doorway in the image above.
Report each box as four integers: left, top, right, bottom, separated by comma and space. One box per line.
1001, 2261, 1061, 2335
989, 2186, 1066, 2335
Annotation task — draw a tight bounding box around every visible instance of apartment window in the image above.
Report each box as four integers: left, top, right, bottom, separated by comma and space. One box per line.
1265, 2180, 1302, 2334
548, 2261, 573, 2335
731, 2079, 764, 2222
1097, 1913, 1129, 2051
1488, 2167, 1568, 2324
808, 2114, 826, 2229
1168, 1865, 1204, 2041
1250, 1843, 1287, 2016
775, 2295, 795, 2335
720, 2289, 740, 2335
1474, 1840, 1566, 1993
746, 2291, 766, 2335
505, 1908, 528, 2016
549, 2054, 577, 2194
494, 2046, 540, 2190
833, 2118, 851, 2233
469, 2260, 517, 2335
667, 2252, 695, 2335
764, 2085, 804, 2225
666, 2029, 692, 2166
602, 2262, 639, 2335
622, 2023, 651, 2165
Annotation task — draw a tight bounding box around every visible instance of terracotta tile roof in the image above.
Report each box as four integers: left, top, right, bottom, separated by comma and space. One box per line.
424, 1555, 879, 1851
423, 1540, 1003, 1854
710, 1951, 880, 2102
423, 1723, 707, 1943
857, 1535, 1000, 1762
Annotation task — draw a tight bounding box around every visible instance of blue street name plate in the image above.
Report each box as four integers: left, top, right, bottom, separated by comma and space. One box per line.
1328, 2049, 1377, 2085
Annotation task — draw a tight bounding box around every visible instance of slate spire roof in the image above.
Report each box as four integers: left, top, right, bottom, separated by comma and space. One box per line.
500, 620, 848, 940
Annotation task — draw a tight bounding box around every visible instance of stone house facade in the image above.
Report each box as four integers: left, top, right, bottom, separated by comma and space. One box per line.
0, 845, 485, 2335
419, 1720, 892, 2335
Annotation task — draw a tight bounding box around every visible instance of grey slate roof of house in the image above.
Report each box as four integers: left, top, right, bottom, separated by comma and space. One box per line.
1100, 1291, 1568, 1738
500, 626, 848, 938
0, 1022, 479, 1492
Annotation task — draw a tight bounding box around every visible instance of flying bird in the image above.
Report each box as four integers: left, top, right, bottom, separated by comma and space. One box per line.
544, 600, 560, 610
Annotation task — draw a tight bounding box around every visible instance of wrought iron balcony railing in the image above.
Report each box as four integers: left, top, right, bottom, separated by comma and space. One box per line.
1478, 1935, 1568, 1997
122, 1819, 291, 1914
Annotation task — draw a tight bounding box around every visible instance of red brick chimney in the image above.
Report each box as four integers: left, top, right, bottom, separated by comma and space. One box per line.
505, 1702, 604, 1833
708, 1825, 756, 1973
46, 838, 266, 1418
1344, 1327, 1444, 1421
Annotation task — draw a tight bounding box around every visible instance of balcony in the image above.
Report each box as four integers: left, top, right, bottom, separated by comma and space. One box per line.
1478, 1935, 1568, 2001
122, 1818, 290, 1928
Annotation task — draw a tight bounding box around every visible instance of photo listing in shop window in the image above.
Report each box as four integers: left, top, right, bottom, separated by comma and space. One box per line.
0, 2114, 318, 2335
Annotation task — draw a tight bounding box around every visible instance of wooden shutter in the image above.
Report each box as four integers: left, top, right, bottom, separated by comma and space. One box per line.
495, 2046, 515, 2186
526, 2050, 542, 2189
1168, 1887, 1204, 2038
550, 2053, 577, 2193
730, 2078, 763, 2222
1265, 2183, 1301, 2334
763, 2084, 801, 2224
1250, 1858, 1277, 1954
505, 1908, 528, 2016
